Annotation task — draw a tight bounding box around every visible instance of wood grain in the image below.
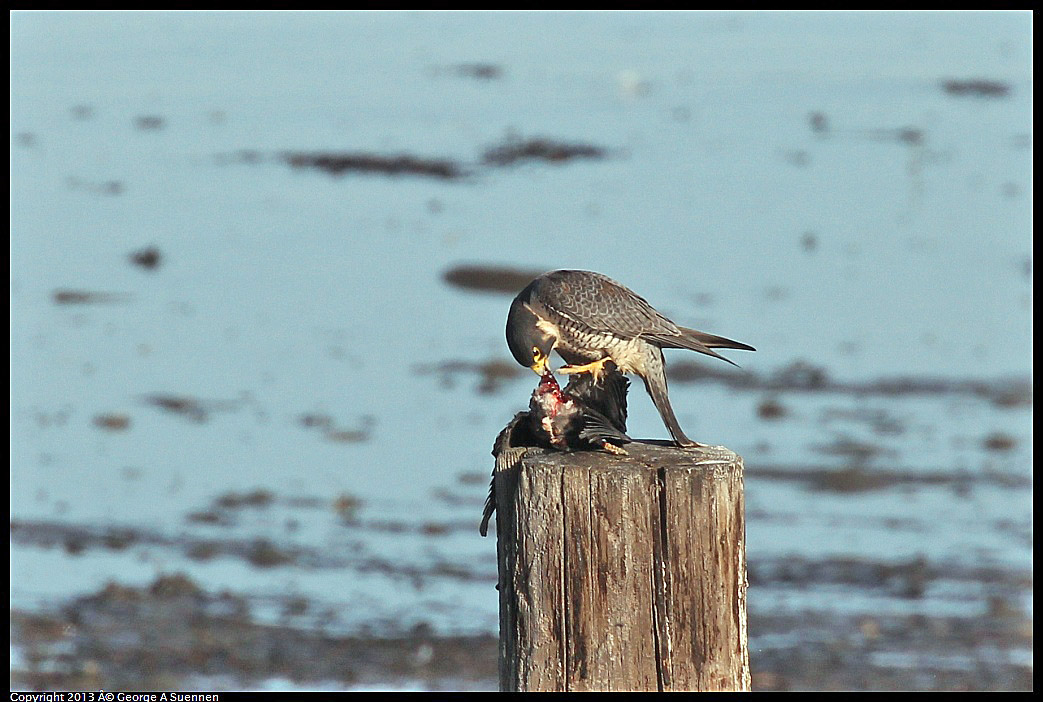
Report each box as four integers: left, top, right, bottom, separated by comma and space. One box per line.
494, 442, 749, 692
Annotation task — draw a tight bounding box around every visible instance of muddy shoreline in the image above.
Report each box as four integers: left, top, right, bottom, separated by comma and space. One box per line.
10, 571, 1030, 691
11, 575, 498, 691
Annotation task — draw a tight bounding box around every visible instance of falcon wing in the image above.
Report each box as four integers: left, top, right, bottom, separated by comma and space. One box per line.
534, 270, 683, 340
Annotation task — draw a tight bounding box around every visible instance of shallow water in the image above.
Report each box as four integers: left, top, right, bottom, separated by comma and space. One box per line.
10, 10, 1032, 691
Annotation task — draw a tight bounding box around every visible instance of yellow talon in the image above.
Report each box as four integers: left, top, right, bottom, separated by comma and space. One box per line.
557, 357, 610, 379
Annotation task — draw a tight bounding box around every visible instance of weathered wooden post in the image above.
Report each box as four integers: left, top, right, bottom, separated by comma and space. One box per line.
493, 441, 750, 692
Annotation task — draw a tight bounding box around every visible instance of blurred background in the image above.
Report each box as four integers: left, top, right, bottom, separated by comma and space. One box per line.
10, 10, 1031, 692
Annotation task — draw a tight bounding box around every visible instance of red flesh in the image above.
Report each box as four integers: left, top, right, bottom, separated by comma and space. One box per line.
537, 371, 567, 412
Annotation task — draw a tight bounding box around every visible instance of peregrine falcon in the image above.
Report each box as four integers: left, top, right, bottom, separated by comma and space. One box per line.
505, 270, 754, 447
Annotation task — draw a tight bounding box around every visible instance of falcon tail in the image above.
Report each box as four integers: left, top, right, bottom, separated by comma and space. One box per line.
647, 327, 755, 367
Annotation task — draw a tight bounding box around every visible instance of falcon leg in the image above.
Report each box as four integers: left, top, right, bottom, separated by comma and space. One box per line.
558, 357, 610, 379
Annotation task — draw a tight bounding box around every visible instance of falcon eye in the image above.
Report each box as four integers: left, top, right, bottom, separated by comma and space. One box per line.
531, 346, 541, 359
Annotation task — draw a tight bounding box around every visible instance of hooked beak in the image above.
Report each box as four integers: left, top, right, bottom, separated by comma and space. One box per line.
531, 353, 550, 376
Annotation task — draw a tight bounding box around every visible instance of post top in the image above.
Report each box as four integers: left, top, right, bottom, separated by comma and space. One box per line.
522, 440, 743, 478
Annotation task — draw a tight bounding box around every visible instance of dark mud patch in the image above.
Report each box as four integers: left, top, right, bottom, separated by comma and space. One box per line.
754, 554, 939, 595
667, 359, 1032, 407
442, 264, 544, 294
92, 412, 131, 432
756, 397, 788, 420
819, 406, 905, 436
941, 78, 1012, 98
443, 62, 504, 80
808, 110, 830, 134
298, 412, 335, 430
748, 556, 1032, 690
213, 149, 267, 166
456, 470, 489, 486
128, 245, 162, 271
11, 517, 491, 580
811, 437, 897, 464
52, 289, 132, 305
333, 493, 364, 524
245, 538, 295, 567
224, 134, 610, 181
799, 230, 819, 252
750, 608, 1031, 691
750, 554, 1030, 597
184, 509, 236, 527
140, 393, 244, 423
214, 489, 277, 510
296, 412, 375, 444
859, 126, 924, 146
282, 151, 467, 180
481, 135, 607, 167
65, 177, 125, 196
746, 462, 1031, 493
806, 466, 903, 493
11, 519, 311, 567
70, 104, 94, 121
326, 420, 374, 444
804, 112, 924, 146
140, 394, 210, 423
134, 115, 166, 130
414, 358, 523, 394
982, 432, 1018, 452
185, 488, 364, 528
10, 574, 497, 691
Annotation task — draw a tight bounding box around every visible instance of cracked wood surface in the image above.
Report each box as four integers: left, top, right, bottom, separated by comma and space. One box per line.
494, 441, 750, 692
